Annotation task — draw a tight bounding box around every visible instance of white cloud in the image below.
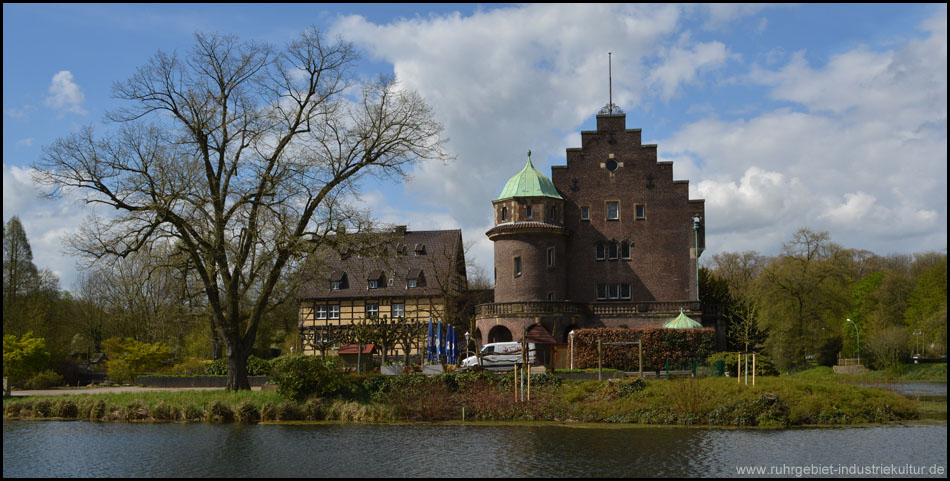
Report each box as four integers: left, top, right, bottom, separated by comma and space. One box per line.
44, 70, 87, 115
330, 4, 743, 275
665, 8, 947, 256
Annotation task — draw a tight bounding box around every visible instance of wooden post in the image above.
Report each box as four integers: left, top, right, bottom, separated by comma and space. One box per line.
514, 361, 518, 402
597, 338, 603, 381
737, 352, 741, 384
638, 341, 643, 378
752, 353, 756, 386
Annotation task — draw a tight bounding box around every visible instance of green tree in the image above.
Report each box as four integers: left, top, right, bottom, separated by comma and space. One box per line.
757, 229, 851, 371
2, 331, 51, 385
101, 337, 171, 383
707, 252, 768, 353
35, 29, 449, 390
904, 256, 947, 356
3, 216, 39, 310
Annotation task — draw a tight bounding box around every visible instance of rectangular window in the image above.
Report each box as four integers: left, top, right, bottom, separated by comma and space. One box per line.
392, 303, 405, 318
547, 292, 555, 301
636, 204, 646, 220
621, 241, 630, 259
608, 242, 618, 260
368, 279, 379, 289
620, 284, 631, 299
595, 243, 605, 260
330, 281, 341, 290
315, 305, 328, 319
366, 303, 379, 318
580, 206, 590, 221
526, 205, 533, 219
609, 284, 620, 299
546, 246, 555, 268
329, 305, 340, 319
596, 284, 608, 300
514, 256, 522, 277
408, 279, 418, 288
606, 201, 619, 220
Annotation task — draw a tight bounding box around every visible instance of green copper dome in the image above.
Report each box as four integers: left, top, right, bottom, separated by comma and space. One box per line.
495, 156, 563, 202
662, 309, 703, 329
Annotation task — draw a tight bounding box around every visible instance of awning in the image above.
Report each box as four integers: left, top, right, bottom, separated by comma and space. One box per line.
338, 343, 376, 355
525, 324, 557, 344
662, 309, 703, 329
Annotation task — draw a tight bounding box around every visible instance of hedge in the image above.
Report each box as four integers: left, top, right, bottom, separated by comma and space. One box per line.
572, 327, 715, 371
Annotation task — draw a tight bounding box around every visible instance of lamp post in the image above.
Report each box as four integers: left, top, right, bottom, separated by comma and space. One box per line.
464, 331, 471, 358
569, 330, 575, 370
846, 318, 860, 365
692, 216, 701, 302
913, 330, 922, 362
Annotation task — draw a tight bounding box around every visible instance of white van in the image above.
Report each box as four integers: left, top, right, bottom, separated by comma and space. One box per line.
461, 342, 536, 369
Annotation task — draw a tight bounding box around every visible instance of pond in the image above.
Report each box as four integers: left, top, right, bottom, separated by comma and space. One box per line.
3, 421, 946, 477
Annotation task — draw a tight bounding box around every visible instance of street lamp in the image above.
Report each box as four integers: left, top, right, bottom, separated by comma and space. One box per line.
569, 330, 576, 370
692, 216, 701, 302
464, 331, 471, 358
846, 318, 860, 365
913, 330, 922, 362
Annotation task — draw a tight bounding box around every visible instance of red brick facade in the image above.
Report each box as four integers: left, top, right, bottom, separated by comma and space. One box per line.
476, 112, 705, 346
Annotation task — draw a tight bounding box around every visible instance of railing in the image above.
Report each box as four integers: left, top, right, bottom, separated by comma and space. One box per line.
476, 300, 700, 318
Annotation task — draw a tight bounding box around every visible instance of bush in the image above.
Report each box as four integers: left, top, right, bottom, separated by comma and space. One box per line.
24, 369, 64, 389
269, 354, 344, 401
102, 337, 171, 383
705, 351, 778, 376
572, 328, 715, 371
3, 332, 51, 385
170, 358, 210, 376
204, 355, 272, 376
235, 401, 260, 423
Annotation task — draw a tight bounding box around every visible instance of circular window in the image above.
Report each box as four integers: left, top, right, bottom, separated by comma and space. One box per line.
605, 159, 619, 172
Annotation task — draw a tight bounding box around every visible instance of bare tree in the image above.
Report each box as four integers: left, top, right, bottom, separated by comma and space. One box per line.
34, 29, 449, 390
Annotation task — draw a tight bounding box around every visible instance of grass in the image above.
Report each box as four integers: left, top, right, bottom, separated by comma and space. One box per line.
787, 363, 947, 382
3, 372, 930, 427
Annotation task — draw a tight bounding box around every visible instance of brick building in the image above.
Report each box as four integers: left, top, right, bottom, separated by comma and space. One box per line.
475, 110, 706, 346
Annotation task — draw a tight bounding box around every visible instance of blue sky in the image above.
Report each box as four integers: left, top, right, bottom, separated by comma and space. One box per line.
3, 3, 947, 291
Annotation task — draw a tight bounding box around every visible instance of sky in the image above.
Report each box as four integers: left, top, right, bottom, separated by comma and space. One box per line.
3, 3, 947, 292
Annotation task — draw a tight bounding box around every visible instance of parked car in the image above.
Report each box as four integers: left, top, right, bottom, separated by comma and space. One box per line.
461, 342, 536, 369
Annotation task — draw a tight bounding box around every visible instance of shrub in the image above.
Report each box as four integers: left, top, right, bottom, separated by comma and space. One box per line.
151, 401, 177, 421
170, 358, 210, 376
208, 401, 234, 423
205, 355, 272, 376
234, 401, 260, 423
572, 328, 715, 371
52, 399, 78, 418
24, 369, 64, 389
705, 351, 778, 376
269, 354, 344, 401
126, 400, 151, 421
3, 332, 51, 385
102, 337, 171, 383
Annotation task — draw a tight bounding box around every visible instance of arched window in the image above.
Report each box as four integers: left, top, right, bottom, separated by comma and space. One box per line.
501, 206, 508, 221
621, 240, 631, 259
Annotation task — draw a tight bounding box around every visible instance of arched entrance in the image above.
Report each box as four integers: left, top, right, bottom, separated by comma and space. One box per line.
487, 325, 513, 343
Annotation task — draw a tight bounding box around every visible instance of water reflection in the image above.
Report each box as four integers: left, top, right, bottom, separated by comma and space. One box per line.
4, 421, 947, 478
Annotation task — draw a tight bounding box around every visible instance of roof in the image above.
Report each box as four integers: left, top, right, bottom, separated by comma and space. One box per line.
297, 229, 466, 300
338, 344, 375, 355
525, 325, 557, 344
495, 158, 563, 201
662, 309, 703, 329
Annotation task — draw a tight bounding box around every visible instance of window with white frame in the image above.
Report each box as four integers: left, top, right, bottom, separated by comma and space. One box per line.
315, 304, 328, 319
329, 305, 340, 319
580, 206, 590, 221
392, 302, 405, 318
606, 201, 619, 220
635, 204, 646, 220
621, 241, 631, 259
366, 303, 379, 318
595, 242, 606, 260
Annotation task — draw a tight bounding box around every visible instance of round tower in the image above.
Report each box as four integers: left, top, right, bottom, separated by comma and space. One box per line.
487, 152, 568, 303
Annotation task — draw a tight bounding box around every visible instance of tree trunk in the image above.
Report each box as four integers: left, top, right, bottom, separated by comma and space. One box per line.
225, 337, 252, 391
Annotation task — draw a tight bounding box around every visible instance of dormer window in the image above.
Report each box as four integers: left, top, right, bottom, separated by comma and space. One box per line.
367, 271, 384, 289
368, 279, 379, 289
329, 271, 347, 290
407, 268, 425, 288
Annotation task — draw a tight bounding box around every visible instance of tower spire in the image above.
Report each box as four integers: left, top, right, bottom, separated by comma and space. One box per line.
599, 53, 623, 115
609, 52, 612, 114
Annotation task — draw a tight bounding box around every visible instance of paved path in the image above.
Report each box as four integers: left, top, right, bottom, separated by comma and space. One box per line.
8, 386, 264, 397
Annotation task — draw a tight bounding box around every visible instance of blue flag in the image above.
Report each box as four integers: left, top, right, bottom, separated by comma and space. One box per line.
426, 318, 434, 363
449, 326, 456, 364
436, 321, 442, 362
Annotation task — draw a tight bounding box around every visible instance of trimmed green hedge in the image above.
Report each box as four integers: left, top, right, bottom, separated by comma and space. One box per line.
572, 328, 715, 371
